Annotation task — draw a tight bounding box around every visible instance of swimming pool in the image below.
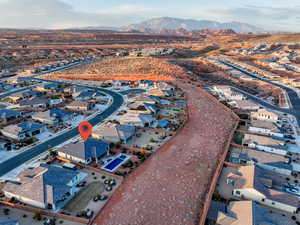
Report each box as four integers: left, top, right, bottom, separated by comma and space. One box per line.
102, 153, 130, 172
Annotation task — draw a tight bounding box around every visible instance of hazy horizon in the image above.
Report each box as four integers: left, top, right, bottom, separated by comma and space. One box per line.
0, 0, 299, 31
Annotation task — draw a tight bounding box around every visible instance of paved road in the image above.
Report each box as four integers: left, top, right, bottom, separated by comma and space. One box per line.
0, 87, 31, 99
230, 87, 281, 112
0, 84, 124, 176
0, 59, 125, 177
220, 61, 300, 122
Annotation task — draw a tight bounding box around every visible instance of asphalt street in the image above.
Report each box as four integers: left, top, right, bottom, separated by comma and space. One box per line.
0, 61, 134, 177
0, 83, 124, 176
220, 61, 300, 122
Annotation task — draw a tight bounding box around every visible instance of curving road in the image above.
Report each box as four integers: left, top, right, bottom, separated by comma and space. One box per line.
0, 56, 147, 177
0, 79, 127, 177
220, 60, 300, 123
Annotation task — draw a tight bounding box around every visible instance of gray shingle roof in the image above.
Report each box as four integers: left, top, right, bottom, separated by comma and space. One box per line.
0, 217, 19, 225
3, 164, 80, 206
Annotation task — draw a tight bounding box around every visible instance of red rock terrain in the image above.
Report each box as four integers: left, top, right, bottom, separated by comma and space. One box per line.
93, 81, 237, 225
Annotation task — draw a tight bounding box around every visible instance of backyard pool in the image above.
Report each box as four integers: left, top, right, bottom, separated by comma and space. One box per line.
102, 153, 130, 172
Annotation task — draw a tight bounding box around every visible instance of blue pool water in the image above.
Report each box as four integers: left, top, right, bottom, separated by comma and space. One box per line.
102, 154, 130, 172
104, 158, 123, 171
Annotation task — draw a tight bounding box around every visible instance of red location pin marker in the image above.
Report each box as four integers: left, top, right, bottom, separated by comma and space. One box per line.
78, 121, 93, 142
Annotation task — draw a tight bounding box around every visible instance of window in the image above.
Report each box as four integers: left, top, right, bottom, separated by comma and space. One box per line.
235, 190, 241, 195
227, 179, 235, 185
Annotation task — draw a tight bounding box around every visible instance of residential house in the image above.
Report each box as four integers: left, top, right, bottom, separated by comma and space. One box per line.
75, 91, 103, 101
65, 101, 95, 111
213, 86, 245, 101
148, 88, 166, 97
243, 134, 286, 156
0, 82, 14, 92
0, 218, 19, 225
19, 97, 49, 109
0, 109, 23, 123
207, 200, 296, 225
144, 103, 159, 114
17, 76, 34, 85
287, 145, 300, 164
127, 102, 153, 114
217, 165, 299, 214
49, 97, 63, 106
0, 141, 12, 151
138, 80, 155, 88
57, 139, 109, 164
148, 96, 171, 105
156, 82, 174, 92
35, 83, 60, 92
92, 122, 136, 144
32, 109, 74, 125
249, 120, 284, 138
2, 121, 46, 140
3, 164, 85, 211
119, 113, 156, 127
229, 100, 260, 111
7, 89, 39, 103
251, 108, 279, 122
64, 85, 87, 95
133, 95, 156, 105
292, 79, 300, 88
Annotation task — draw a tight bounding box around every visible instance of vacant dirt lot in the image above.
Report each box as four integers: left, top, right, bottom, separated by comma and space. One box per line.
45, 57, 188, 81
93, 81, 238, 225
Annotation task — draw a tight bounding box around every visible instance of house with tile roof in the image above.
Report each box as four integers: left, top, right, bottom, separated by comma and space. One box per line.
119, 113, 156, 128
217, 165, 299, 214
0, 109, 23, 123
57, 139, 109, 164
0, 218, 19, 225
3, 164, 85, 211
229, 100, 260, 111
251, 108, 279, 122
35, 83, 61, 92
19, 97, 49, 108
249, 119, 284, 138
207, 200, 297, 225
92, 122, 136, 144
65, 101, 95, 111
74, 91, 104, 101
7, 89, 42, 103
243, 134, 287, 156
1, 121, 46, 140
32, 109, 74, 125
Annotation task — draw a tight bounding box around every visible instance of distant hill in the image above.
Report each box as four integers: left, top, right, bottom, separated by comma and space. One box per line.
125, 28, 237, 36
127, 17, 263, 34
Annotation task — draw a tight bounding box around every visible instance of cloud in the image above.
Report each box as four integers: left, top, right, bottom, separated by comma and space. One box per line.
0, 0, 299, 31
0, 0, 148, 28
203, 5, 300, 31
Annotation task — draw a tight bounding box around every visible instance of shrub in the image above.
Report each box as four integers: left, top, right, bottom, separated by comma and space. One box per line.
33, 212, 42, 221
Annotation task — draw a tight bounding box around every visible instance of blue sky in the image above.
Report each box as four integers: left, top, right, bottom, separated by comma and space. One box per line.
0, 0, 299, 31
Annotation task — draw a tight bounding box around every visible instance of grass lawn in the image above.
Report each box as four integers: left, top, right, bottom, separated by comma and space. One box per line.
63, 182, 105, 213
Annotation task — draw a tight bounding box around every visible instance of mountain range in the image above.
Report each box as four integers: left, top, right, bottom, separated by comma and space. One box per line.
126, 17, 263, 34
71, 17, 264, 35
